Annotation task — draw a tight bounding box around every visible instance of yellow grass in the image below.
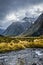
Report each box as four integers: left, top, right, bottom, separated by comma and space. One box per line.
0, 37, 43, 52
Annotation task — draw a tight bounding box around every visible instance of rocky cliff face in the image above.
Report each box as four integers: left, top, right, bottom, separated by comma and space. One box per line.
20, 13, 43, 37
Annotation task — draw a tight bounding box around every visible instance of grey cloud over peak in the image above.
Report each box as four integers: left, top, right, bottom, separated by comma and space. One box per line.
0, 0, 43, 29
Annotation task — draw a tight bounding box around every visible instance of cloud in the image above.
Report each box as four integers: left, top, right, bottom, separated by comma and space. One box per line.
6, 13, 17, 21
0, 0, 43, 20
0, 0, 43, 29
0, 0, 43, 17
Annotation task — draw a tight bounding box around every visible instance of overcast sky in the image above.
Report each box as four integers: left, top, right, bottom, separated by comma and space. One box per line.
0, 0, 43, 29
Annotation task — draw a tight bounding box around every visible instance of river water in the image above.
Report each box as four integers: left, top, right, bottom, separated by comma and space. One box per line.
0, 48, 43, 65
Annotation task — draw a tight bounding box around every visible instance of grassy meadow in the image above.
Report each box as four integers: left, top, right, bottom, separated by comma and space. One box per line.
0, 36, 43, 53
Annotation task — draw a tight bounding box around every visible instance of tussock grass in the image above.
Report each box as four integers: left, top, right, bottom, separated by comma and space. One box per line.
0, 36, 43, 53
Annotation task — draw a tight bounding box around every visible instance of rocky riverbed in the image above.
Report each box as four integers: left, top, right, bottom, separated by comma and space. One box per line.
0, 48, 43, 65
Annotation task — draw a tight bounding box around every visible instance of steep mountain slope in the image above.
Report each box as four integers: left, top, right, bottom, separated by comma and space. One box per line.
3, 22, 24, 36
3, 21, 31, 36
3, 17, 35, 36
0, 29, 4, 35
20, 13, 43, 37
23, 17, 35, 23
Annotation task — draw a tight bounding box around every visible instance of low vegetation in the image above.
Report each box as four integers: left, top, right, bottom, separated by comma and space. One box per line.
0, 36, 43, 53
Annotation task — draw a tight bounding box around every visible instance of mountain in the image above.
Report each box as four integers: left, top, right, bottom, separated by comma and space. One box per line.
0, 29, 4, 35
23, 17, 36, 23
3, 22, 30, 36
3, 17, 35, 36
20, 13, 43, 37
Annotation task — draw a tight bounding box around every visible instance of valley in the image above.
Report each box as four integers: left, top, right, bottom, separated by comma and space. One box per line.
0, 0, 43, 65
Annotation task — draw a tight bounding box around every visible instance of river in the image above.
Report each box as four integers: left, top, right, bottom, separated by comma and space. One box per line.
0, 48, 43, 65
